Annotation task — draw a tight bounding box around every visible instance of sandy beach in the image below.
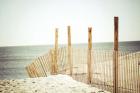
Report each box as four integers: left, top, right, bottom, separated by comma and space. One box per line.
0, 74, 110, 93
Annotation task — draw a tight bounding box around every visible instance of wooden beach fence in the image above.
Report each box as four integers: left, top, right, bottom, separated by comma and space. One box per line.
26, 17, 140, 93
26, 51, 52, 77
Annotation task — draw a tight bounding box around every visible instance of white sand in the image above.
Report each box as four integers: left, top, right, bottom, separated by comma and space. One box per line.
0, 74, 110, 93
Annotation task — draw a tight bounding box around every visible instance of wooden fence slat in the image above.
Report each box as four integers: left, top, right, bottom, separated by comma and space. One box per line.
26, 66, 32, 78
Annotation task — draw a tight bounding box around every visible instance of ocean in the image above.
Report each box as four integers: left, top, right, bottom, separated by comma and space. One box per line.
0, 41, 140, 80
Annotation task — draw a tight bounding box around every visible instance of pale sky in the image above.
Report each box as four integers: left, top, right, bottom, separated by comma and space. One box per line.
0, 0, 140, 46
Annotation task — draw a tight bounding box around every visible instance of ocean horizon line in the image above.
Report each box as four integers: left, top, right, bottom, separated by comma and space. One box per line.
0, 40, 140, 48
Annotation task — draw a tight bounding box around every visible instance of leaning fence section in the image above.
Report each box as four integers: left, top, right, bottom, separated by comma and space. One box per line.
26, 47, 140, 93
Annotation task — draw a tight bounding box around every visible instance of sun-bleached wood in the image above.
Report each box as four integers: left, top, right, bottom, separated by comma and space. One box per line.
87, 27, 93, 84
68, 26, 73, 76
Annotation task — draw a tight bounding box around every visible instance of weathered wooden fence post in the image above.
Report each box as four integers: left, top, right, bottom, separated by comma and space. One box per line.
51, 28, 58, 75
87, 27, 93, 84
68, 26, 73, 75
113, 16, 119, 93
54, 28, 58, 74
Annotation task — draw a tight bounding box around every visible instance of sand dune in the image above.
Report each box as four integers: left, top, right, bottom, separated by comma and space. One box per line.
0, 74, 110, 93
